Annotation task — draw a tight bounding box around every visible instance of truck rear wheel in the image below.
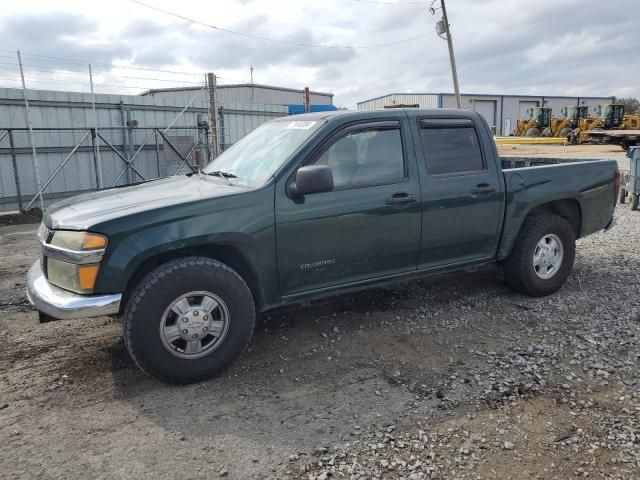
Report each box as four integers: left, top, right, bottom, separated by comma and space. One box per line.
503, 213, 575, 297
123, 257, 255, 384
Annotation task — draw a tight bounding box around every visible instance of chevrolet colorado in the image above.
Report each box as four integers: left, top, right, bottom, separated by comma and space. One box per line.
27, 109, 619, 384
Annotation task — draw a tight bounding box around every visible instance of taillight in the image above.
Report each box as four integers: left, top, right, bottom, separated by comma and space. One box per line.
614, 169, 620, 205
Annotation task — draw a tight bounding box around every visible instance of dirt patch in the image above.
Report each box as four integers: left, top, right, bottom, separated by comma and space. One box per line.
0, 209, 42, 227
1, 194, 639, 478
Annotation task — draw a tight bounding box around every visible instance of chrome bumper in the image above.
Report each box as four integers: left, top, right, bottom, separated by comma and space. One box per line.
26, 261, 122, 320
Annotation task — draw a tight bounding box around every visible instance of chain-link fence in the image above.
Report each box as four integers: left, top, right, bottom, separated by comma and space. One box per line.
0, 126, 210, 212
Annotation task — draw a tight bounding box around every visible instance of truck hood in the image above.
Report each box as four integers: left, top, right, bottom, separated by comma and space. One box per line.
44, 175, 250, 230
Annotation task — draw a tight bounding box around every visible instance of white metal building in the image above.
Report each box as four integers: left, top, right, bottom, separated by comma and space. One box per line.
142, 83, 335, 148
141, 83, 333, 108
357, 93, 615, 135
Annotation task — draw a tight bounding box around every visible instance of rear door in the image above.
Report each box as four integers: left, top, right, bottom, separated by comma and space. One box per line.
275, 117, 422, 295
413, 116, 504, 269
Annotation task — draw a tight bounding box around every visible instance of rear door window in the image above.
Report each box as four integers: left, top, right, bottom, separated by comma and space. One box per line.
419, 120, 485, 176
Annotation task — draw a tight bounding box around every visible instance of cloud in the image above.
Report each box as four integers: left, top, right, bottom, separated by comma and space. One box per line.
0, 12, 131, 64
0, 1, 637, 106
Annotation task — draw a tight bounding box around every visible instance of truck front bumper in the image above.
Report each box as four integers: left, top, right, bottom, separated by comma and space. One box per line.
26, 261, 122, 320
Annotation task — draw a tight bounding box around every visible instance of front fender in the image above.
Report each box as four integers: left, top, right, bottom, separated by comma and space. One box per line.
92, 186, 278, 306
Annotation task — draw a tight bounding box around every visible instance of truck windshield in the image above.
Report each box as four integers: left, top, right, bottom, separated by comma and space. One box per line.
202, 119, 324, 184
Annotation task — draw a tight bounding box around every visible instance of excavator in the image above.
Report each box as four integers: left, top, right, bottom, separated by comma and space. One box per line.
545, 106, 589, 138
512, 107, 551, 137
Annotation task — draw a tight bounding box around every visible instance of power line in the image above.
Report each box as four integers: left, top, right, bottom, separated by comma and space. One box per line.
129, 0, 430, 49
0, 63, 202, 85
354, 0, 427, 5
0, 72, 152, 90
0, 49, 205, 77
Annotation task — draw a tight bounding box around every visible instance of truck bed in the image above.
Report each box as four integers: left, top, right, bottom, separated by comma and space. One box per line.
500, 156, 603, 169
497, 157, 618, 259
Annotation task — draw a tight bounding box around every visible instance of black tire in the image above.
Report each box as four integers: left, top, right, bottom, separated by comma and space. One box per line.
503, 213, 576, 297
525, 127, 541, 137
632, 193, 639, 211
559, 127, 573, 138
38, 311, 58, 323
123, 257, 255, 384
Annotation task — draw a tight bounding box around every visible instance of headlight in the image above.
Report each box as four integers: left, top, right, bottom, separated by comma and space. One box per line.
44, 230, 108, 294
47, 259, 100, 294
50, 231, 107, 251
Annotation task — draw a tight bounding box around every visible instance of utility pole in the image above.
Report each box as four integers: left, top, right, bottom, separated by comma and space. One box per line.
207, 72, 220, 159
434, 0, 461, 109
304, 87, 311, 113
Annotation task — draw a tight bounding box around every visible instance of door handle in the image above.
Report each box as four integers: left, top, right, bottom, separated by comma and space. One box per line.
386, 193, 417, 206
470, 184, 497, 195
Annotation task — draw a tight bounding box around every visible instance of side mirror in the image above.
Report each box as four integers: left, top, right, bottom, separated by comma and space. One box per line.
290, 165, 334, 197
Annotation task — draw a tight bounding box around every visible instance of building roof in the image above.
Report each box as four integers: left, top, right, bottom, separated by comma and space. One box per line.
357, 92, 615, 105
141, 83, 333, 98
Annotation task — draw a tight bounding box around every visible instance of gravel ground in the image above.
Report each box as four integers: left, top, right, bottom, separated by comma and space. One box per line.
0, 146, 638, 480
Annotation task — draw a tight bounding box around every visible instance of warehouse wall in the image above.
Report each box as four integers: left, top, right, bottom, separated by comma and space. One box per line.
218, 103, 289, 149
441, 94, 501, 133
358, 92, 614, 135
0, 87, 206, 129
217, 85, 333, 106
142, 84, 333, 108
357, 93, 439, 111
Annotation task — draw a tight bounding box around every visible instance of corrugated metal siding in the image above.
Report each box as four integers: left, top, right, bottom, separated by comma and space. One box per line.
218, 103, 289, 149
357, 94, 439, 111
0, 87, 207, 129
217, 85, 332, 106
440, 94, 501, 132
142, 84, 333, 108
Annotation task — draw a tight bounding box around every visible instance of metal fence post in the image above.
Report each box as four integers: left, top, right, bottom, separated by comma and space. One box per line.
89, 64, 103, 190
119, 101, 128, 186
125, 110, 135, 185
7, 129, 24, 212
90, 128, 101, 190
154, 129, 161, 177
17, 50, 44, 211
207, 73, 220, 159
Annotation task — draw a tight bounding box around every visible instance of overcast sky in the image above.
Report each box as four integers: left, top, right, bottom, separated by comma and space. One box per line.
0, 0, 638, 107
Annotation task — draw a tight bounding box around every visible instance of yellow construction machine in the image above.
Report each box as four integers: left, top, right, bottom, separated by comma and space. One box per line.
512, 107, 552, 137
545, 106, 589, 138
573, 104, 640, 144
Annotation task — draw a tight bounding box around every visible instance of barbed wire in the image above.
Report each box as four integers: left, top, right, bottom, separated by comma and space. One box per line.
354, 0, 427, 5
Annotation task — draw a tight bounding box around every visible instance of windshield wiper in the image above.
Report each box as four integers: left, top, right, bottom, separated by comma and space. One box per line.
205, 170, 237, 184
207, 170, 237, 179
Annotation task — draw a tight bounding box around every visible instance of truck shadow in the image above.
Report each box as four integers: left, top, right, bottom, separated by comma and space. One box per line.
101, 266, 526, 449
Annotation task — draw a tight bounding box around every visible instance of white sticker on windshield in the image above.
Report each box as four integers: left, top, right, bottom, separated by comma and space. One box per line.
286, 121, 317, 129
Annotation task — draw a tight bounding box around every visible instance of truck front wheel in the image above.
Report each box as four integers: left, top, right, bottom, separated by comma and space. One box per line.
123, 257, 255, 384
503, 213, 576, 297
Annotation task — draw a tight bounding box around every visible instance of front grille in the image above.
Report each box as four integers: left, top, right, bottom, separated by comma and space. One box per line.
37, 223, 51, 277
37, 223, 50, 243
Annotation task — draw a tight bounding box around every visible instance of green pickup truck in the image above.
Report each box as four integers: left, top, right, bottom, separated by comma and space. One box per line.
27, 109, 619, 384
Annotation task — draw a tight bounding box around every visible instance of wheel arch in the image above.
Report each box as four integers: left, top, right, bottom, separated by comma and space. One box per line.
120, 243, 266, 313
499, 197, 582, 260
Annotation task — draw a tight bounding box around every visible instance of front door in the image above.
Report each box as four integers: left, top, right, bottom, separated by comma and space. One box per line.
414, 117, 504, 269
275, 119, 421, 295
